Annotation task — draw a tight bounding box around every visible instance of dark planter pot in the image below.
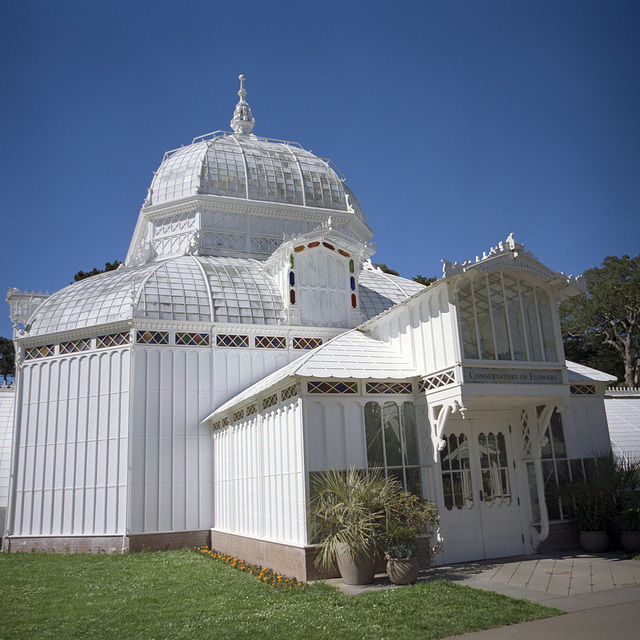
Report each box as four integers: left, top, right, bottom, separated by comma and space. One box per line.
579, 530, 609, 553
335, 542, 376, 585
621, 531, 640, 552
386, 556, 420, 585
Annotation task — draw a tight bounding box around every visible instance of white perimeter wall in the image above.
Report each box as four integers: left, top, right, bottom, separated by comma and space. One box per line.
130, 346, 292, 535
213, 400, 306, 546
10, 350, 130, 536
563, 394, 613, 459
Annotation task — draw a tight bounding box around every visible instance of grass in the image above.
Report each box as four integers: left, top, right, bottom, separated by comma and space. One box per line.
0, 549, 560, 640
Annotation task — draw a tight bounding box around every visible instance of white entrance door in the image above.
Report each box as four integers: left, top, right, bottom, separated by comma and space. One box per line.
439, 417, 525, 564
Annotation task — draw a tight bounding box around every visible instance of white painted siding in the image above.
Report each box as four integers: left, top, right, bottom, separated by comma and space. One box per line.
10, 351, 130, 536
130, 348, 214, 534
0, 387, 15, 511
368, 285, 458, 375
213, 400, 305, 545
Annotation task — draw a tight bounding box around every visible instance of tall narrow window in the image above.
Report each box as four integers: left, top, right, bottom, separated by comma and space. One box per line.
364, 400, 421, 494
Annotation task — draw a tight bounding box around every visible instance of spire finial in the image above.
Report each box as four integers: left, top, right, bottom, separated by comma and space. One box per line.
230, 74, 255, 135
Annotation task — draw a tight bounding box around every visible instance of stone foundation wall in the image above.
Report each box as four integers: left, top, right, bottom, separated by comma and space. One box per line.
211, 530, 318, 581
6, 536, 126, 554
210, 530, 433, 582
6, 530, 211, 554
128, 530, 210, 552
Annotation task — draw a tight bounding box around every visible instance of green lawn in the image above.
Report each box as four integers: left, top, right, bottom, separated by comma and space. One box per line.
0, 549, 560, 640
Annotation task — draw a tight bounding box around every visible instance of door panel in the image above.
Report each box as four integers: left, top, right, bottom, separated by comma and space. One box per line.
439, 418, 524, 563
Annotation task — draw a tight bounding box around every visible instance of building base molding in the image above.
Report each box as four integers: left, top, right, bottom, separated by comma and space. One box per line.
6, 535, 127, 554
5, 530, 211, 554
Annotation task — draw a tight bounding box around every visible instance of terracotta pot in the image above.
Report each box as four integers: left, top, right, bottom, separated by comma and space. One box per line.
579, 530, 608, 553
335, 542, 376, 585
621, 531, 640, 552
386, 556, 420, 585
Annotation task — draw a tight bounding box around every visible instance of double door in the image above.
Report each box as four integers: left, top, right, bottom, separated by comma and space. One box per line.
439, 417, 525, 564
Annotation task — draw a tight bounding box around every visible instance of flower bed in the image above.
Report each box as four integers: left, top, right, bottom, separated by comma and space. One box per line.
196, 547, 306, 589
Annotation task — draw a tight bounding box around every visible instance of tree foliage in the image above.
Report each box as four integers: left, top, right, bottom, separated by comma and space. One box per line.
73, 260, 122, 282
412, 274, 437, 287
0, 336, 15, 383
559, 254, 640, 387
372, 262, 399, 277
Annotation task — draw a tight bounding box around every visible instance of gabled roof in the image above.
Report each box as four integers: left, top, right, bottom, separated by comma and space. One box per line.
201, 329, 420, 424
566, 360, 618, 383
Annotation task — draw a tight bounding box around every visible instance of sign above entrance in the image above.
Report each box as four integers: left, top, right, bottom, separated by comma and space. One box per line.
463, 367, 563, 385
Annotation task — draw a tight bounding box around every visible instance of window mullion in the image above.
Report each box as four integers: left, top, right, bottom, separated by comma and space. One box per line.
500, 273, 515, 360
470, 280, 483, 359
485, 274, 498, 361
532, 287, 546, 362
516, 278, 531, 360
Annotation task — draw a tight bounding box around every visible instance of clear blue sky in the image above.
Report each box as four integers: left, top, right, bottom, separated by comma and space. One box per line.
2, 0, 639, 339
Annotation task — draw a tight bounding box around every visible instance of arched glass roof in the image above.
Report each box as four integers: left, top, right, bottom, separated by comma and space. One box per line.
148, 133, 365, 218
26, 259, 422, 337
27, 256, 286, 336
358, 270, 426, 321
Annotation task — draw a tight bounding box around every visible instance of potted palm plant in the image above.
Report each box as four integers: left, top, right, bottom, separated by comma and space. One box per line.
620, 506, 640, 552
559, 481, 611, 552
381, 492, 439, 585
309, 468, 397, 585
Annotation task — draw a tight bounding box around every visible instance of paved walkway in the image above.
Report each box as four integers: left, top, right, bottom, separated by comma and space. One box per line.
330, 551, 640, 639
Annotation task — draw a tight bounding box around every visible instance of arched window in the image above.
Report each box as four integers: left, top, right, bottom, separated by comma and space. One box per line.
364, 400, 421, 495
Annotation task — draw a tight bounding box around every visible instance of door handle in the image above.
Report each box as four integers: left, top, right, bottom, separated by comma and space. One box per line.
479, 490, 483, 502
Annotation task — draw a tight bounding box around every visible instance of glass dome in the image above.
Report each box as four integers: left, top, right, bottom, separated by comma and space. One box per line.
26, 256, 286, 336
148, 133, 365, 219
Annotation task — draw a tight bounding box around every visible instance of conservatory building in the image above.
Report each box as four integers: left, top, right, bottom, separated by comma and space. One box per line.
2, 77, 614, 578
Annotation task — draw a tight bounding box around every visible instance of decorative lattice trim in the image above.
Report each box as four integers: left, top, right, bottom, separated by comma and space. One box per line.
262, 393, 278, 409
246, 403, 257, 416
419, 369, 456, 391
280, 385, 298, 401
212, 420, 222, 431
221, 417, 230, 427
176, 332, 210, 346
293, 337, 323, 350
137, 330, 169, 345
59, 338, 92, 354
255, 336, 286, 349
232, 409, 245, 422
366, 381, 413, 395
307, 381, 358, 394
217, 334, 249, 348
520, 409, 532, 458
25, 344, 55, 360
570, 384, 596, 396
97, 332, 131, 349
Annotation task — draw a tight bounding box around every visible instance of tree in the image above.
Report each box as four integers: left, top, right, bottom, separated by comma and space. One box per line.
372, 263, 399, 277
412, 274, 437, 287
0, 337, 15, 383
73, 260, 122, 283
559, 255, 640, 387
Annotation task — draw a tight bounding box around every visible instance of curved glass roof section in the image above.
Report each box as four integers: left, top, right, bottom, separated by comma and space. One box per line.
26, 259, 421, 337
149, 133, 364, 217
358, 270, 426, 321
27, 256, 286, 336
